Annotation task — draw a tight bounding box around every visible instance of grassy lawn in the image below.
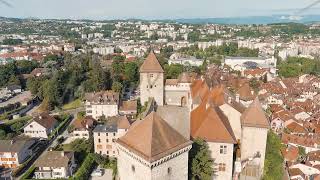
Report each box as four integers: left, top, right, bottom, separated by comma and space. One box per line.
62, 99, 83, 110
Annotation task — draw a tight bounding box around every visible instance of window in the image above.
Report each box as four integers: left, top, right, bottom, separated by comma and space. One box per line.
30, 125, 33, 128
106, 133, 108, 136
112, 139, 115, 142
167, 167, 172, 174
150, 74, 153, 78
131, 165, 135, 173
113, 133, 116, 136
98, 133, 100, 136
150, 85, 153, 89
107, 151, 109, 155
106, 139, 109, 143
98, 139, 101, 143
220, 145, 227, 154
218, 163, 226, 171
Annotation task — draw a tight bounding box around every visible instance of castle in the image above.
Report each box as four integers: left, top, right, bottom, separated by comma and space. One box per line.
116, 52, 269, 180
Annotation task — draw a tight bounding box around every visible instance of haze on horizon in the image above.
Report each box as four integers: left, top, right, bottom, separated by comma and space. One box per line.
0, 0, 320, 20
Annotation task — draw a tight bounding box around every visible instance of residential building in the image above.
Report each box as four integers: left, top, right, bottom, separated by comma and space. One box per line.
191, 101, 237, 180
0, 139, 36, 168
71, 116, 96, 140
85, 91, 120, 119
117, 111, 192, 180
34, 151, 76, 179
23, 113, 58, 139
93, 116, 130, 158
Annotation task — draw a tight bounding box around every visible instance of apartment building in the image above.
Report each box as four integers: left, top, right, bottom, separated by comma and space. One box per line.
0, 139, 36, 168
85, 91, 120, 119
93, 116, 130, 158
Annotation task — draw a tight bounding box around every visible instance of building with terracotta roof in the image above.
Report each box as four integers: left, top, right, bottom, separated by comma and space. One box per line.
85, 91, 120, 119
117, 111, 192, 180
93, 116, 130, 158
139, 51, 164, 106
23, 113, 58, 139
71, 116, 96, 140
191, 101, 236, 180
235, 82, 255, 107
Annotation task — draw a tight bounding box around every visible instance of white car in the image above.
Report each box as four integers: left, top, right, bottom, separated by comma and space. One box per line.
91, 168, 104, 177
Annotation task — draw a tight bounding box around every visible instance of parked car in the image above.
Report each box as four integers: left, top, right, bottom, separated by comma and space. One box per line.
91, 168, 104, 177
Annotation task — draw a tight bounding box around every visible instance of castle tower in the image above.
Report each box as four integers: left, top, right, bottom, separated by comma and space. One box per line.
140, 51, 164, 106
240, 97, 269, 179
117, 111, 192, 180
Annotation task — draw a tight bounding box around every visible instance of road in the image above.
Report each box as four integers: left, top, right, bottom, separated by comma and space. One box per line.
14, 107, 84, 180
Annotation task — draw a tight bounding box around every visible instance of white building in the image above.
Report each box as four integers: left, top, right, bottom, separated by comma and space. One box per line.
93, 116, 130, 158
240, 98, 269, 179
117, 111, 192, 180
0, 139, 36, 169
224, 56, 276, 72
191, 102, 237, 180
93, 46, 114, 55
165, 72, 192, 107
34, 151, 76, 179
23, 113, 58, 139
85, 91, 120, 119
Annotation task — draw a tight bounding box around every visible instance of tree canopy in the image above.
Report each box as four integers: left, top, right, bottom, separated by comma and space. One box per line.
189, 138, 214, 180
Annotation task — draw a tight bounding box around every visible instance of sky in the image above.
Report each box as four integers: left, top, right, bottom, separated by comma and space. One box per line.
0, 0, 320, 20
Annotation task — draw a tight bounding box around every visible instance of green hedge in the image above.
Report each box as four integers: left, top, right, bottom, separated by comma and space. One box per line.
70, 153, 96, 180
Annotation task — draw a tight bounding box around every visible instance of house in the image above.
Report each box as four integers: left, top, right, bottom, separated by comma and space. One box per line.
71, 116, 95, 140
119, 100, 137, 118
30, 68, 49, 77
281, 146, 299, 163
0, 139, 36, 168
191, 101, 237, 180
117, 111, 192, 180
23, 113, 58, 139
34, 151, 76, 179
85, 91, 120, 119
93, 116, 130, 158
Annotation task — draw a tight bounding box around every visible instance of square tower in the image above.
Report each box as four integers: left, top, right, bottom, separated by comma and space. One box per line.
140, 52, 164, 106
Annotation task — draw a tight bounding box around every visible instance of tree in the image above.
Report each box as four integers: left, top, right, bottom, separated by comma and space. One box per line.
263, 131, 283, 180
298, 146, 306, 162
124, 62, 139, 84
189, 138, 214, 180
112, 81, 123, 93
0, 129, 6, 139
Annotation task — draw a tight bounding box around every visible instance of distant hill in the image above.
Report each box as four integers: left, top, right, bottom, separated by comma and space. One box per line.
1, 15, 320, 25
174, 15, 320, 25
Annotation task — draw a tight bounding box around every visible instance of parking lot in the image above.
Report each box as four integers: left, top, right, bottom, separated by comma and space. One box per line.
0, 91, 32, 107
90, 169, 113, 180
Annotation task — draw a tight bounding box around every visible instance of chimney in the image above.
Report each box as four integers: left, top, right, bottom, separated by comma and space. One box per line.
61, 151, 65, 157
236, 94, 240, 102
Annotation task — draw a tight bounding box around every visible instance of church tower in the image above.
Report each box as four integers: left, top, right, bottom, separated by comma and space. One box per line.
140, 51, 164, 106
